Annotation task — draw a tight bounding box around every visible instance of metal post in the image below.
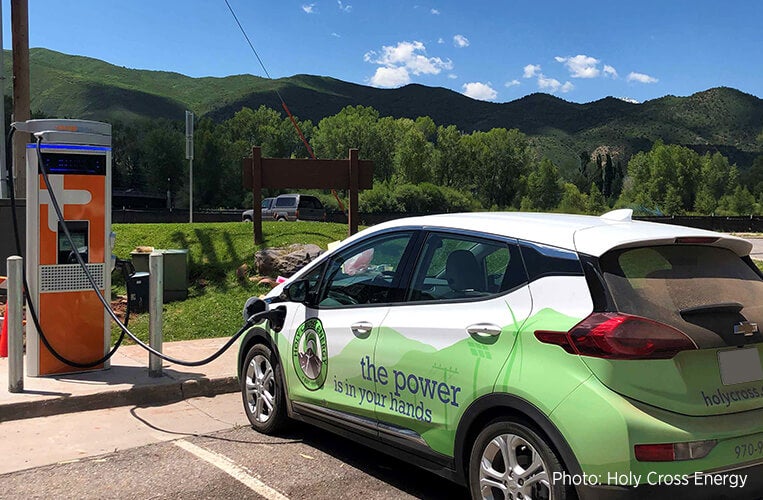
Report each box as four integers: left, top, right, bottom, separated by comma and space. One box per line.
186, 110, 194, 223
188, 157, 193, 223
148, 251, 163, 377
7, 256, 23, 392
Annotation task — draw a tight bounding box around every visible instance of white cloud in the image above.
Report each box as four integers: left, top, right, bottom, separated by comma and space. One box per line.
555, 54, 600, 78
437, 38, 445, 44
431, 8, 440, 14
364, 41, 452, 75
453, 34, 470, 48
369, 66, 410, 87
462, 82, 498, 101
537, 74, 573, 93
365, 41, 452, 88
448, 73, 458, 79
618, 97, 640, 104
337, 0, 352, 12
603, 65, 618, 79
627, 72, 658, 83
505, 79, 520, 87
301, 3, 315, 13
523, 64, 541, 78
331, 32, 341, 38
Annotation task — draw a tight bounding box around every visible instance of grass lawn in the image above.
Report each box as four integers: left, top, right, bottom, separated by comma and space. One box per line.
110, 221, 350, 343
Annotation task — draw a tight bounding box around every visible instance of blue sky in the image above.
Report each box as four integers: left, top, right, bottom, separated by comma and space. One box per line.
2, 0, 761, 104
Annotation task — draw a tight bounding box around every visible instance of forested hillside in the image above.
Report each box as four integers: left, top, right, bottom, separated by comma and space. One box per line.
5, 48, 762, 215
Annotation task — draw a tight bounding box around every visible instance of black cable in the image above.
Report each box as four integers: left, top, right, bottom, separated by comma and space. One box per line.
7, 127, 262, 368
116, 258, 131, 328
30, 135, 259, 367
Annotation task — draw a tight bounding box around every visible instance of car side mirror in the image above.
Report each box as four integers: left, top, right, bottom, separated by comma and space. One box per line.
281, 279, 310, 304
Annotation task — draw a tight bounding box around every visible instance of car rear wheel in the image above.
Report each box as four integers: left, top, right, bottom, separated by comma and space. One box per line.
241, 343, 287, 434
469, 420, 568, 500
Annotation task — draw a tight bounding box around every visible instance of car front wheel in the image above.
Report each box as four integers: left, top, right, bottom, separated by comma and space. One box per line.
469, 420, 568, 500
241, 343, 287, 434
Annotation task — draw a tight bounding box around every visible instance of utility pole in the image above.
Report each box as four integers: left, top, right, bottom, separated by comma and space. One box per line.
0, 2, 7, 198
11, 0, 30, 199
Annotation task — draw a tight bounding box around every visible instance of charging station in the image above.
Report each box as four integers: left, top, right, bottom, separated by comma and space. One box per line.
23, 119, 113, 376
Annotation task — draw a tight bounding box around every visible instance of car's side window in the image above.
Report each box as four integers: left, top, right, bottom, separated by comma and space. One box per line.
300, 262, 327, 305
317, 232, 416, 308
519, 241, 583, 281
407, 233, 526, 302
275, 196, 296, 208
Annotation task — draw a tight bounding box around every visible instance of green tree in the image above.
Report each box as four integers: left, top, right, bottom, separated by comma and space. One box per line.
587, 184, 608, 214
224, 105, 298, 158
111, 121, 145, 192
433, 125, 467, 188
525, 158, 563, 210
142, 121, 185, 201
558, 183, 589, 214
618, 142, 702, 213
693, 187, 717, 214
718, 186, 757, 215
393, 125, 438, 184
462, 128, 533, 207
602, 154, 614, 197
194, 118, 243, 208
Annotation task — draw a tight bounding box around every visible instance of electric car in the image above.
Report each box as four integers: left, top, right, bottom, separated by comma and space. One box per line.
237, 210, 763, 499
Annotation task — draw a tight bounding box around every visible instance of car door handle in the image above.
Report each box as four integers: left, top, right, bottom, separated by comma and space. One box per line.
351, 321, 374, 336
466, 323, 502, 337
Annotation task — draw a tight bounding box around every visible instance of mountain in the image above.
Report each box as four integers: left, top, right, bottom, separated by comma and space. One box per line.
7, 48, 763, 167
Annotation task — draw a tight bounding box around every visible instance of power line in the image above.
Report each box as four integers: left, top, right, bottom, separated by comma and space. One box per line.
223, 0, 282, 103
222, 0, 347, 213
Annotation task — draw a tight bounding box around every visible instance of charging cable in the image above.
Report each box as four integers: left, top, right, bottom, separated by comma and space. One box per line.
6, 126, 273, 368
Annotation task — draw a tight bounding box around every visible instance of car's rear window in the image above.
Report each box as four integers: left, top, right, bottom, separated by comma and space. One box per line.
298, 196, 323, 209
600, 245, 763, 347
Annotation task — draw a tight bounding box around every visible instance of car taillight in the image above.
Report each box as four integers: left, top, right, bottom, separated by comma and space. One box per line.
295, 209, 300, 219
635, 440, 717, 461
534, 313, 697, 360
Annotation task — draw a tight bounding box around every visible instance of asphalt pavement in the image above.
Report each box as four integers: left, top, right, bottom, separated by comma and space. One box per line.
747, 237, 763, 260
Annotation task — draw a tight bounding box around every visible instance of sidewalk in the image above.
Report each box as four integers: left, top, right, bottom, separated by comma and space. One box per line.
0, 338, 240, 422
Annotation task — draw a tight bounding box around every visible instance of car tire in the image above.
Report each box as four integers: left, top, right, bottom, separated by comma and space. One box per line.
243, 217, 252, 222
241, 343, 288, 434
277, 217, 287, 222
469, 419, 569, 500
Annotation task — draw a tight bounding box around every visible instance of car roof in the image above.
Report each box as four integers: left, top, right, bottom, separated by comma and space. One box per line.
352, 210, 752, 257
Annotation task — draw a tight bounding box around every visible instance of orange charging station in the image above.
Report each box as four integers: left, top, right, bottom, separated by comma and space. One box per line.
23, 119, 113, 376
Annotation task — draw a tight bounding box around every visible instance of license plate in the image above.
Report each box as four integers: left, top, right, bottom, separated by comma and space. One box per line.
718, 348, 763, 386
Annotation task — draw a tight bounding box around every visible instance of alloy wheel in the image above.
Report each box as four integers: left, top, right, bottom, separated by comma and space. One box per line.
479, 433, 552, 500
245, 353, 276, 423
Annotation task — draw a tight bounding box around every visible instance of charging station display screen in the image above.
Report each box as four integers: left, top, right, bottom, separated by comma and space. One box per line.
41, 153, 106, 175
57, 221, 89, 264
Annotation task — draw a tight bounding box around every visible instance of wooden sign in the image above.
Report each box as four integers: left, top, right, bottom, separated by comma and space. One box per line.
242, 147, 374, 244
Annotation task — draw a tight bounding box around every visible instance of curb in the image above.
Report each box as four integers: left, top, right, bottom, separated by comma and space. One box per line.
0, 376, 239, 423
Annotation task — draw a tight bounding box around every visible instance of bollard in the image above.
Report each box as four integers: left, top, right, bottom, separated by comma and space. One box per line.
7, 256, 24, 393
148, 251, 164, 377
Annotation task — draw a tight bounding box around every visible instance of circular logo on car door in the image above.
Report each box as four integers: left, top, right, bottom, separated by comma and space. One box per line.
292, 318, 328, 391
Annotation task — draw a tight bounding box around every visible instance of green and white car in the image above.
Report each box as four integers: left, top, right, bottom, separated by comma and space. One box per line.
237, 210, 763, 499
